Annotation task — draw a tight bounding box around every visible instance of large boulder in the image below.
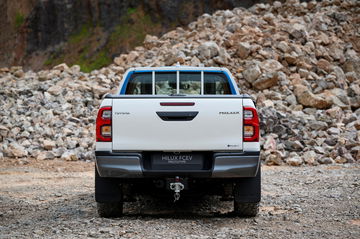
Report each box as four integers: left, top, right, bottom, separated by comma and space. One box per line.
198, 42, 219, 59
8, 143, 28, 158
43, 140, 56, 150
37, 151, 55, 160
47, 85, 62, 96
259, 59, 284, 73
61, 151, 78, 161
317, 59, 332, 73
143, 35, 160, 49
253, 72, 280, 90
342, 59, 360, 76
294, 84, 332, 109
236, 42, 251, 59
286, 154, 303, 166
243, 62, 261, 83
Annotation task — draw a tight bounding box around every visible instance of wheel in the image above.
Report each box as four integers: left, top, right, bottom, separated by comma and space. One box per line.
97, 202, 123, 218
95, 165, 123, 217
233, 165, 261, 217
234, 202, 259, 217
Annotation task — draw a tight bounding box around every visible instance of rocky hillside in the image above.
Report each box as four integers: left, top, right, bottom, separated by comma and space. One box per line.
0, 0, 269, 72
0, 0, 359, 165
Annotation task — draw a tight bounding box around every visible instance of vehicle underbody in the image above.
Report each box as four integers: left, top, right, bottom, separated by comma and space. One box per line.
95, 151, 261, 217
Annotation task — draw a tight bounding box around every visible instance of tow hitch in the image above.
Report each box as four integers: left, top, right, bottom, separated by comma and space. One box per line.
169, 176, 184, 202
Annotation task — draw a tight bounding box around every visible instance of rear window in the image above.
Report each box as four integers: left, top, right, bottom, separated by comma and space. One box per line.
155, 72, 177, 95
180, 72, 201, 95
204, 73, 231, 95
125, 73, 152, 95
125, 71, 232, 95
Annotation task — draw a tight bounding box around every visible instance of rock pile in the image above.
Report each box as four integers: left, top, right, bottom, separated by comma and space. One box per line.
0, 0, 359, 165
0, 64, 122, 161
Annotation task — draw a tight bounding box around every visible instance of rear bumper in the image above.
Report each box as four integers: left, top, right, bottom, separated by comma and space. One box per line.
95, 151, 260, 178
212, 152, 260, 177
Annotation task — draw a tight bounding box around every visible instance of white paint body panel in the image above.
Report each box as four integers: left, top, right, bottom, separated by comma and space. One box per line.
111, 98, 244, 151
96, 142, 112, 151
243, 142, 260, 152
242, 98, 256, 107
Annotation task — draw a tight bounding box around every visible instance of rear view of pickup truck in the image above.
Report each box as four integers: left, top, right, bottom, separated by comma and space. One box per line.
95, 66, 260, 217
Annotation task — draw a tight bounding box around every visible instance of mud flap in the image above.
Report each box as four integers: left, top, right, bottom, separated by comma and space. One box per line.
234, 165, 261, 203
95, 165, 122, 203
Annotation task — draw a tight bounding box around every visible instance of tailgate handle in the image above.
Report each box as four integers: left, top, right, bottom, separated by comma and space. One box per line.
156, 111, 198, 121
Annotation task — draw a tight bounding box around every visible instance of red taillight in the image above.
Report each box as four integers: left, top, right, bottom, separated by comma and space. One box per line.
243, 107, 259, 142
96, 106, 112, 142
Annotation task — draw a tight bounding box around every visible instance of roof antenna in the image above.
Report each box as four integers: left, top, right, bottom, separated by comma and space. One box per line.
176, 62, 181, 67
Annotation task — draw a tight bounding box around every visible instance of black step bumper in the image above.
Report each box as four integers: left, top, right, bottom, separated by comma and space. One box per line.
95, 151, 260, 178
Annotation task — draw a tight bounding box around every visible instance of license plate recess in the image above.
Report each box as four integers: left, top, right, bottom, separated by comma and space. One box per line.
151, 152, 204, 170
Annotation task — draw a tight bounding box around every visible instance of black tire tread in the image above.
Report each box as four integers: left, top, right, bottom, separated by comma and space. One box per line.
97, 202, 123, 218
234, 202, 259, 217
233, 165, 261, 217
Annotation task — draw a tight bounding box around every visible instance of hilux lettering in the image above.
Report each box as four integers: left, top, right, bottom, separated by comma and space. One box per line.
162, 155, 193, 161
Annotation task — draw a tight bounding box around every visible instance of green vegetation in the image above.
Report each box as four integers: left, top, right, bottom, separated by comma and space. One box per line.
44, 47, 112, 73
67, 24, 111, 72
44, 51, 64, 66
127, 7, 136, 15
75, 49, 112, 73
15, 12, 25, 29
43, 6, 161, 72
44, 57, 54, 66
69, 24, 92, 44
110, 7, 160, 51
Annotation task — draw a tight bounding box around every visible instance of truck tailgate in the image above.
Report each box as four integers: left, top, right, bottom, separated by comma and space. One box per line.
112, 98, 243, 151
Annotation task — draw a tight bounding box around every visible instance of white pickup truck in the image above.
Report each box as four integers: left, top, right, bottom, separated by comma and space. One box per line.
95, 66, 260, 217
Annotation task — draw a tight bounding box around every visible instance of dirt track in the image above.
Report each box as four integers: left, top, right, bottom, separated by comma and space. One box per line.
0, 159, 359, 239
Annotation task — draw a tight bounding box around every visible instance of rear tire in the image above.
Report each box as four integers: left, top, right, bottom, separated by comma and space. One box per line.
233, 165, 261, 217
97, 202, 123, 218
95, 165, 123, 217
234, 202, 259, 217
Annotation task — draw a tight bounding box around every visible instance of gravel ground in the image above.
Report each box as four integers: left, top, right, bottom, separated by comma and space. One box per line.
0, 159, 359, 239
